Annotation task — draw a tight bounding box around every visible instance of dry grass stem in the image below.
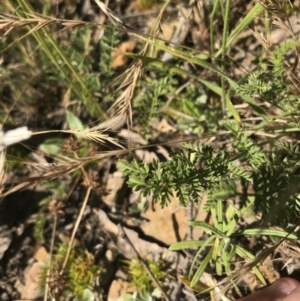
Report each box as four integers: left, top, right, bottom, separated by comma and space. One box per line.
0, 150, 6, 199
60, 185, 92, 274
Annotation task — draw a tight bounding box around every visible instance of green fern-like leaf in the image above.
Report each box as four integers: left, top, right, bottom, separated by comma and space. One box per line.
271, 40, 299, 76
118, 143, 249, 208
134, 73, 177, 139
253, 156, 300, 226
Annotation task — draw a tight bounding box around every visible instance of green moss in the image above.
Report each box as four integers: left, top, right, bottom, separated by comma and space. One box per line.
123, 257, 170, 293
40, 243, 100, 300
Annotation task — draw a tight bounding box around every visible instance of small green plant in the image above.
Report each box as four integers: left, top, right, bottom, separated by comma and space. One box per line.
41, 243, 100, 300
118, 120, 300, 288
123, 257, 169, 294
118, 142, 251, 208
134, 73, 177, 139
236, 40, 300, 114
170, 199, 297, 287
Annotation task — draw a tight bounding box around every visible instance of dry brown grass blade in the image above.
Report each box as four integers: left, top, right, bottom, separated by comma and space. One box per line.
0, 150, 6, 200
0, 14, 54, 48
0, 131, 173, 199
93, 0, 171, 134
31, 128, 124, 149
0, 160, 84, 199
260, 0, 298, 39
60, 147, 96, 274
66, 129, 124, 149
60, 186, 92, 274
0, 145, 130, 200
107, 63, 142, 131
252, 28, 269, 50
0, 12, 89, 50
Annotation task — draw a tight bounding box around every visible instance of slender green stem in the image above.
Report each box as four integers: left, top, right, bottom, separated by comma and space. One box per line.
259, 8, 270, 64
221, 0, 231, 112
209, 0, 220, 58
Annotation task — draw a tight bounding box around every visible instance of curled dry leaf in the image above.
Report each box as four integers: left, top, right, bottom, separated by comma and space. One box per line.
111, 40, 137, 69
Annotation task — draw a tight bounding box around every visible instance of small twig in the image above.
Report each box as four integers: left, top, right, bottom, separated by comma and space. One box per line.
118, 224, 172, 301
60, 184, 92, 273
60, 152, 94, 274
44, 213, 57, 301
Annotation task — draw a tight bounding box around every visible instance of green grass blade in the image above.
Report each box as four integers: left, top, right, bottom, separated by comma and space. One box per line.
215, 3, 265, 57
216, 201, 223, 228
212, 236, 220, 261
191, 248, 213, 288
222, 252, 231, 276
220, 0, 232, 111
225, 218, 237, 236
169, 240, 207, 251
209, 0, 220, 56
226, 82, 268, 119
189, 221, 227, 238
189, 235, 216, 279
232, 228, 297, 239
127, 47, 266, 120
236, 245, 266, 285
127, 54, 223, 95
227, 243, 236, 261
226, 94, 241, 123
216, 259, 223, 276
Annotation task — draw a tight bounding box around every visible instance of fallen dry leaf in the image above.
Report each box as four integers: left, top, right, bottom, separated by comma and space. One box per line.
153, 118, 177, 133
160, 21, 177, 41
111, 40, 136, 69
20, 261, 46, 300
108, 279, 135, 301
34, 245, 50, 262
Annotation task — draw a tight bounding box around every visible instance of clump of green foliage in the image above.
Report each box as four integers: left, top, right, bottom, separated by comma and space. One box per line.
123, 257, 169, 293
118, 142, 251, 208
134, 73, 177, 139
41, 243, 100, 300
118, 134, 299, 286
118, 37, 300, 290
0, 0, 121, 123
3, 0, 300, 297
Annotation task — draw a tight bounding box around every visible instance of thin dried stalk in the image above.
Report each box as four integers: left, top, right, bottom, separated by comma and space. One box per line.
60, 185, 92, 273
0, 150, 6, 199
